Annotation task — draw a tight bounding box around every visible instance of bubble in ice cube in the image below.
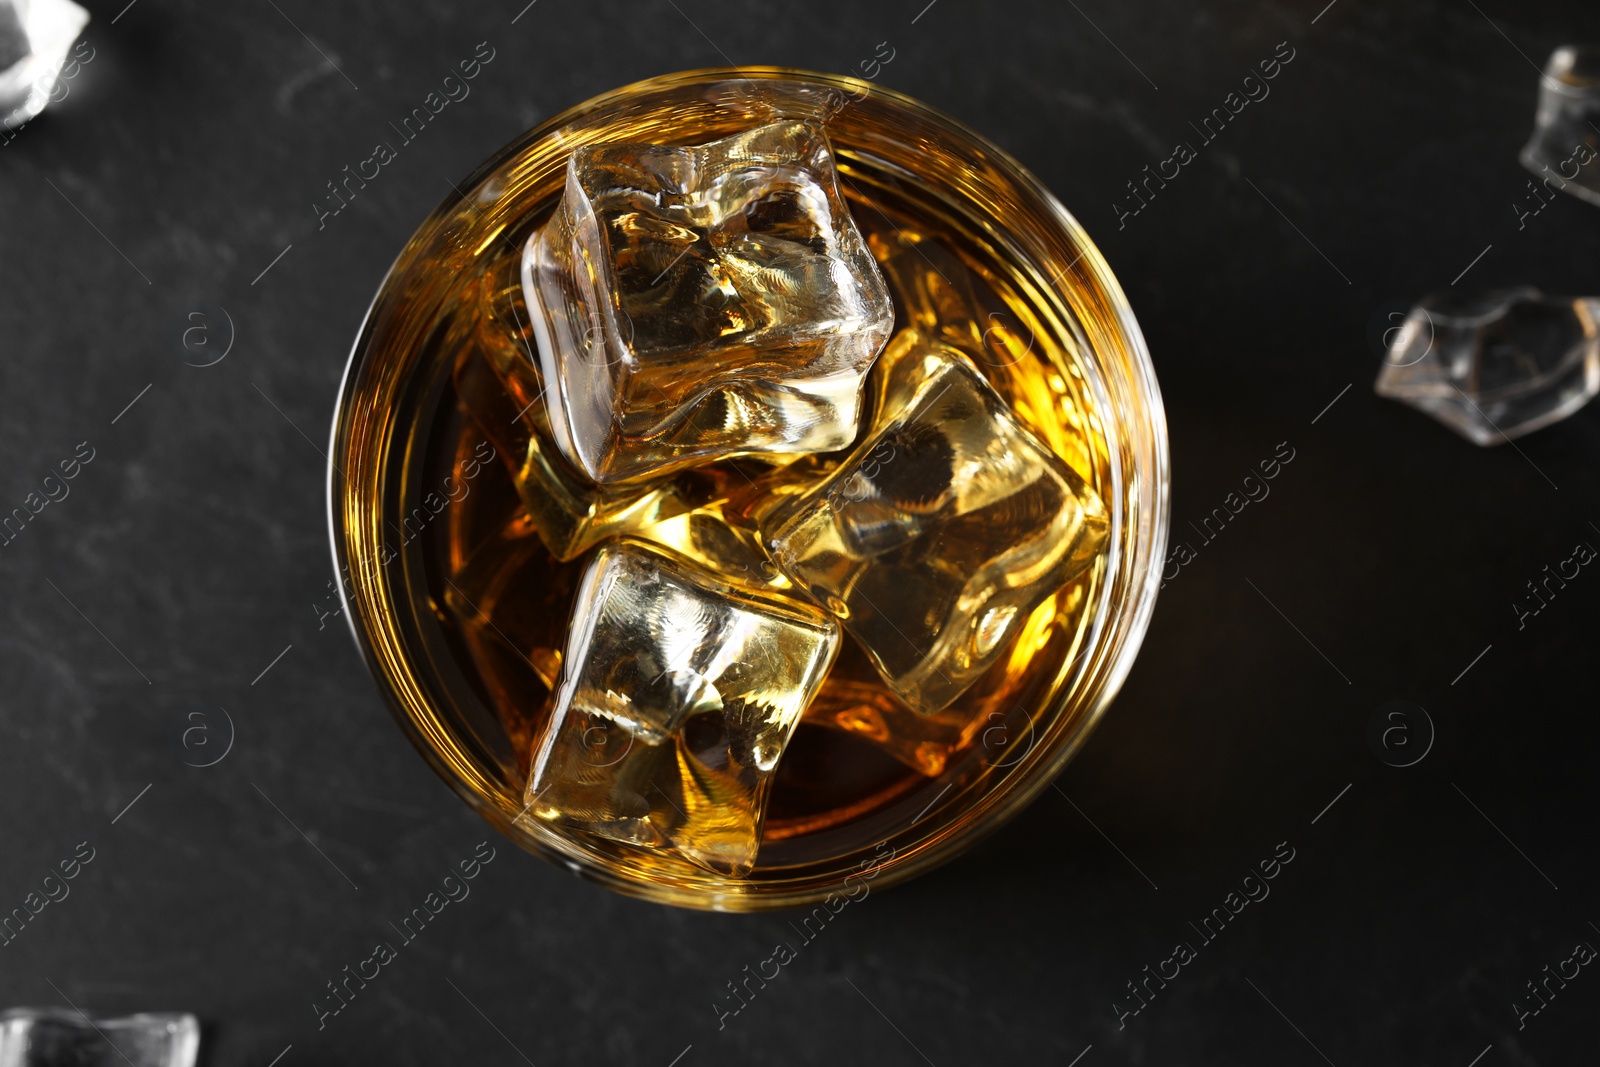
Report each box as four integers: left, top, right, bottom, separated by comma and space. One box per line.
1520, 45, 1600, 208
763, 330, 1109, 717
0, 0, 88, 131
522, 120, 894, 485
452, 266, 712, 561
0, 1008, 198, 1067
525, 539, 840, 876
1374, 288, 1600, 445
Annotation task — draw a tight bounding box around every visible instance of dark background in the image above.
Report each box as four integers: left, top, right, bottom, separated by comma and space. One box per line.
3, 1, 1597, 1064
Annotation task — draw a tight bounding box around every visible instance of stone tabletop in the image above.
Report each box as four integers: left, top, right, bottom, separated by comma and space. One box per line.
1, 1, 1596, 1063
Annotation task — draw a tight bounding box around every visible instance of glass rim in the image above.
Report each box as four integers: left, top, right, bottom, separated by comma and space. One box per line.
327, 66, 1170, 910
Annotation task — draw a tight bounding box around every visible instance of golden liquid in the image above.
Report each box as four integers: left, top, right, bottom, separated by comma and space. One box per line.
426, 184, 1108, 874
332, 71, 1158, 908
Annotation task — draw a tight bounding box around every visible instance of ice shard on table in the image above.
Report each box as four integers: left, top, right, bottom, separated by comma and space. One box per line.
525, 540, 840, 876
0, 0, 87, 131
522, 120, 893, 484
763, 331, 1109, 717
1521, 45, 1600, 207
1374, 288, 1600, 445
0, 1009, 198, 1067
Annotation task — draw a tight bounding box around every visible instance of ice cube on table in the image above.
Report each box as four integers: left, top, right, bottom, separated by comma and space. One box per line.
452, 267, 708, 561
526, 539, 840, 876
763, 330, 1109, 717
0, 0, 88, 131
1374, 288, 1600, 445
0, 1009, 198, 1067
522, 120, 893, 485
1521, 45, 1600, 208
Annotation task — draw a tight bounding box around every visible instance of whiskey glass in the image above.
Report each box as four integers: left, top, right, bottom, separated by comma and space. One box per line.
328, 68, 1168, 910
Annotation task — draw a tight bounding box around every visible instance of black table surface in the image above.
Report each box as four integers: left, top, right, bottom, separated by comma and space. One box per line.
4, 1, 1597, 1064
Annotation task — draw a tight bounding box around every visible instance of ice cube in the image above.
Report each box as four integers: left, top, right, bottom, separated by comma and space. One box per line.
526, 539, 840, 876
522, 120, 893, 484
452, 265, 708, 561
1521, 45, 1600, 207
0, 0, 88, 131
1374, 288, 1600, 445
0, 1009, 198, 1067
763, 331, 1109, 716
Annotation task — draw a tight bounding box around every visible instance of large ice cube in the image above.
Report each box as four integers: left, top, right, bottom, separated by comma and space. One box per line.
1374, 288, 1600, 445
763, 331, 1109, 716
522, 120, 893, 484
526, 539, 840, 876
1521, 45, 1600, 208
0, 1009, 198, 1067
